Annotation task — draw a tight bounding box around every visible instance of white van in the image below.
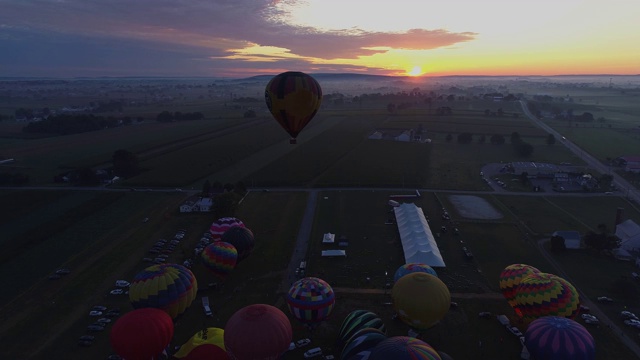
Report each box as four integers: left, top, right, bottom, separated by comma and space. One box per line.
303, 347, 322, 358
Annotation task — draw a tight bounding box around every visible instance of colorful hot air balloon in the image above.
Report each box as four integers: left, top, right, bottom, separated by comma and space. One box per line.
210, 217, 245, 241
394, 263, 438, 283
286, 277, 335, 328
201, 242, 238, 279
221, 226, 255, 262
264, 71, 322, 144
336, 310, 386, 351
129, 263, 198, 319
392, 272, 450, 330
499, 264, 540, 314
341, 328, 387, 360
514, 272, 579, 323
173, 327, 229, 360
110, 308, 174, 360
224, 304, 292, 360
525, 316, 595, 360
369, 336, 442, 360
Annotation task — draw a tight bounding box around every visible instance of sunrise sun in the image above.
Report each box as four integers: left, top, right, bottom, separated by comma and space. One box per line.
407, 66, 423, 76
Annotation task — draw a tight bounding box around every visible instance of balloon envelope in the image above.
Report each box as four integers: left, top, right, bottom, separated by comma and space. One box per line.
369, 336, 442, 360
394, 263, 438, 283
221, 226, 255, 262
499, 264, 540, 313
341, 328, 387, 360
201, 242, 237, 279
286, 277, 335, 326
129, 263, 198, 319
174, 327, 228, 360
264, 71, 322, 143
336, 310, 386, 351
224, 304, 292, 360
525, 316, 595, 360
392, 272, 450, 330
515, 273, 579, 323
210, 217, 245, 241
110, 308, 174, 360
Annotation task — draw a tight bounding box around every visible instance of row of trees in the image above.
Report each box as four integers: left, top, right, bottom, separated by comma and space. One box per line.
550, 224, 621, 253
442, 131, 535, 158
156, 111, 205, 122
22, 114, 122, 135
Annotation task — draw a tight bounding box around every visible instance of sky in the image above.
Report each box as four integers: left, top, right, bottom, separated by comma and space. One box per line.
0, 0, 638, 78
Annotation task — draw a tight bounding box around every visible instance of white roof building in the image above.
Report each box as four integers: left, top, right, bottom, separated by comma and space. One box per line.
322, 233, 335, 244
393, 203, 446, 267
616, 219, 640, 253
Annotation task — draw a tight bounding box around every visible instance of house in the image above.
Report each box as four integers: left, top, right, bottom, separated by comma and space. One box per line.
322, 233, 335, 244
615, 219, 640, 253
552, 231, 581, 249
368, 131, 383, 140
395, 130, 412, 142
179, 196, 213, 213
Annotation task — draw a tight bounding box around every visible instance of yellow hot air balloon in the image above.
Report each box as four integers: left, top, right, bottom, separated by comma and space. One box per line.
391, 272, 450, 330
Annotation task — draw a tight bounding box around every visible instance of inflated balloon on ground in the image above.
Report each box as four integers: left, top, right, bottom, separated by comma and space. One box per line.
525, 316, 595, 360
392, 272, 450, 330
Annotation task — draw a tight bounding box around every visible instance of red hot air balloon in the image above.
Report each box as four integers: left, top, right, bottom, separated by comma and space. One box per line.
110, 308, 174, 360
265, 71, 322, 144
224, 304, 292, 360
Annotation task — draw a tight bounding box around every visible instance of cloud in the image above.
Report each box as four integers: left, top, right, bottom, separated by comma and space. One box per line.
0, 0, 478, 76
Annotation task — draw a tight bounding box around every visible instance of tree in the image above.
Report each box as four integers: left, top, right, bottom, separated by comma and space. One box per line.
212, 191, 242, 218
445, 133, 453, 142
550, 235, 567, 252
514, 141, 534, 157
234, 181, 247, 195
520, 171, 529, 185
112, 149, 139, 178
490, 134, 505, 145
387, 103, 396, 113
478, 134, 486, 144
510, 132, 521, 144
457, 132, 473, 144
546, 134, 556, 145
202, 179, 211, 196
73, 167, 100, 186
497, 108, 504, 117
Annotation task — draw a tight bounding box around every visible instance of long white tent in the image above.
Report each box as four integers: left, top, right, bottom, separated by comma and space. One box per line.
393, 203, 446, 267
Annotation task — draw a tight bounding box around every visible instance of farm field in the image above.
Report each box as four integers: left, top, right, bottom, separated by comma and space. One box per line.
1, 77, 640, 359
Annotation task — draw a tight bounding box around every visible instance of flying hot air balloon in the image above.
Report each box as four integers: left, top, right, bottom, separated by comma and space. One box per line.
265, 71, 322, 144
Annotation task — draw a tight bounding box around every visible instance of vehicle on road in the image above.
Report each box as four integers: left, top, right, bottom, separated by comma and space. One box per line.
55, 268, 71, 275
597, 296, 613, 303
304, 347, 323, 358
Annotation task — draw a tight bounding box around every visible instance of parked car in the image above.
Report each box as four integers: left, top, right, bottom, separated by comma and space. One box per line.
110, 289, 125, 295
48, 274, 61, 280
91, 305, 106, 312
78, 340, 93, 347
296, 338, 311, 348
507, 326, 523, 337
624, 319, 640, 329
55, 268, 71, 275
115, 280, 130, 288
89, 310, 103, 316
579, 305, 590, 313
597, 296, 613, 303
620, 311, 638, 320
148, 249, 160, 254
107, 355, 123, 360
87, 325, 105, 332
304, 347, 323, 359
79, 335, 95, 341
104, 311, 120, 318
97, 318, 112, 324
288, 342, 296, 351
478, 312, 492, 318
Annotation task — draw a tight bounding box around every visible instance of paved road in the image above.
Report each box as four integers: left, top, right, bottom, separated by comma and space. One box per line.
519, 100, 639, 204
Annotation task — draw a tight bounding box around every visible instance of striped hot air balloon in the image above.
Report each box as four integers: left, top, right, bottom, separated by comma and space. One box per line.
499, 264, 541, 314
129, 263, 198, 319
286, 277, 335, 328
394, 263, 438, 283
514, 272, 580, 323
201, 242, 237, 279
210, 217, 245, 241
525, 316, 595, 360
336, 310, 386, 352
265, 71, 322, 144
369, 336, 441, 360
341, 328, 387, 360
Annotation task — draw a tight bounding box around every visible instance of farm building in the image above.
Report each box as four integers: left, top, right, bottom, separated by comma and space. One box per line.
615, 156, 640, 173
552, 230, 582, 249
179, 196, 213, 213
393, 203, 446, 267
322, 233, 335, 244
615, 219, 640, 253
